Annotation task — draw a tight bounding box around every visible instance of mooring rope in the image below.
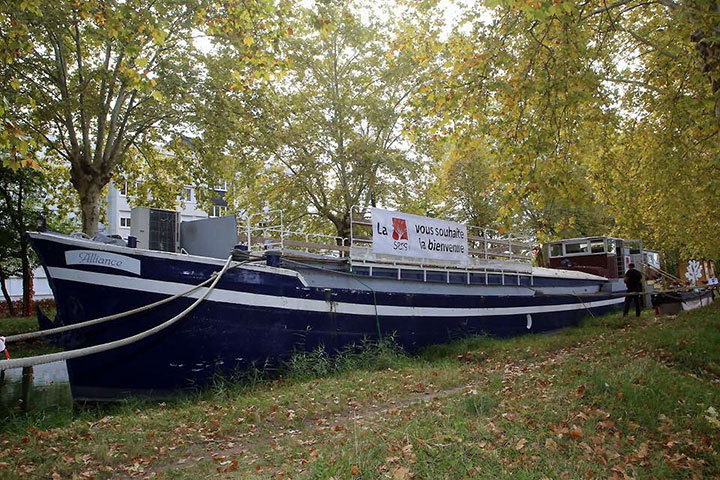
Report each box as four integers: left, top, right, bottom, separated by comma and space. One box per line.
4, 276, 218, 344
0, 255, 234, 370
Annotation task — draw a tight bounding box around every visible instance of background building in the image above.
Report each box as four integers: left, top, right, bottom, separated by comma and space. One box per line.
105, 179, 230, 239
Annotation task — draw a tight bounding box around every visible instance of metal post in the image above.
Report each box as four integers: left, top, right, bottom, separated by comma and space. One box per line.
21, 366, 33, 412
279, 211, 284, 250
246, 214, 251, 249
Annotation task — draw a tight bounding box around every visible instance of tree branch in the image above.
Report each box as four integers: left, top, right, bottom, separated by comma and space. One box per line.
73, 21, 92, 164
94, 41, 114, 165
48, 27, 81, 162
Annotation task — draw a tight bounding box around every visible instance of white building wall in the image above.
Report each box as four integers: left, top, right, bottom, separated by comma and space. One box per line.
4, 267, 54, 301
105, 180, 211, 239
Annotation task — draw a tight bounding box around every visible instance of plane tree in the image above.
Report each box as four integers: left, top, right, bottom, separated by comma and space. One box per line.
419, 0, 720, 257
200, 0, 438, 239
0, 0, 286, 235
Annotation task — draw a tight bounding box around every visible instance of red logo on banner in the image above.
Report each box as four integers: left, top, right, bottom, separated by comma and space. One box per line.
391, 217, 408, 240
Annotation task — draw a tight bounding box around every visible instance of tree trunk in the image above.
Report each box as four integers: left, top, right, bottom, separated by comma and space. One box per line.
79, 182, 102, 236
329, 215, 351, 243
0, 266, 16, 317
20, 235, 33, 317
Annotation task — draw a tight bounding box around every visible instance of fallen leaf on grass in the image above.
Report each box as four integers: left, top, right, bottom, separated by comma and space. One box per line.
515, 438, 528, 451
704, 407, 720, 428
217, 459, 239, 473
545, 438, 558, 452
597, 420, 615, 429
393, 466, 411, 479
576, 385, 586, 396
350, 464, 360, 475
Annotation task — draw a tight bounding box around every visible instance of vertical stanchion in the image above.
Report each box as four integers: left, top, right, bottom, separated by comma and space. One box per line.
21, 366, 33, 412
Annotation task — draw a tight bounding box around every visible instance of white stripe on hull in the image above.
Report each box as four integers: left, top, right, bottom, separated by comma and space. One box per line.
47, 267, 625, 318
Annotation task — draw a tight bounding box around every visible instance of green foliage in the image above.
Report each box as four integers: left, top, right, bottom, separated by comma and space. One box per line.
0, 164, 53, 313
188, 0, 436, 237
2, 0, 718, 259
0, 0, 287, 234
420, 0, 720, 256
0, 0, 206, 232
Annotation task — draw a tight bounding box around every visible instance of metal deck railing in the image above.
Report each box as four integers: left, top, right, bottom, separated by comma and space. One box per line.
240, 209, 536, 285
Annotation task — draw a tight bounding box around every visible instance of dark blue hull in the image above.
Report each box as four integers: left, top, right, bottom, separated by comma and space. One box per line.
30, 233, 624, 400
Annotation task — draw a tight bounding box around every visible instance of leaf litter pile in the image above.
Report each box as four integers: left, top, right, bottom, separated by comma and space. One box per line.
1, 303, 719, 479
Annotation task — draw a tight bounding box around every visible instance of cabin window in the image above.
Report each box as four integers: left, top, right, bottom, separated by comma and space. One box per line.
550, 244, 563, 257
353, 266, 370, 276
400, 269, 424, 281
449, 272, 467, 284
487, 274, 503, 285
425, 271, 446, 283
606, 239, 616, 254
372, 267, 396, 279
590, 239, 605, 254
564, 242, 588, 255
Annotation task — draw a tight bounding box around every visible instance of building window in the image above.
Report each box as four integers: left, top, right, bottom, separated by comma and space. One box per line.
119, 181, 127, 197
211, 205, 229, 217
120, 217, 131, 228
215, 181, 228, 192
181, 187, 193, 202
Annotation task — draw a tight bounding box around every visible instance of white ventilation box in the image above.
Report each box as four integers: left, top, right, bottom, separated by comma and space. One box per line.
130, 207, 180, 252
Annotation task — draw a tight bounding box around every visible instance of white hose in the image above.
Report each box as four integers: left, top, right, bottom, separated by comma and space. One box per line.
0, 255, 233, 370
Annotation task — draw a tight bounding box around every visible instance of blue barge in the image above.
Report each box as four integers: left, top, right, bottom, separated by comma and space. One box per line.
28, 210, 625, 400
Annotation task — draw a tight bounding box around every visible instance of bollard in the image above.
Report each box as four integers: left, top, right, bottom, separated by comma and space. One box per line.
21, 366, 33, 412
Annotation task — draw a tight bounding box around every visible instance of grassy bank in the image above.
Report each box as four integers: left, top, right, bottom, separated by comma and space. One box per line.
1, 303, 719, 479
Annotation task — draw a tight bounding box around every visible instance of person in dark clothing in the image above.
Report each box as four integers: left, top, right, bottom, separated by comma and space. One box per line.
623, 263, 643, 317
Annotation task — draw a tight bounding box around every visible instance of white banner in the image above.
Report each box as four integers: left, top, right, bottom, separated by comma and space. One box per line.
371, 208, 468, 263
65, 250, 141, 275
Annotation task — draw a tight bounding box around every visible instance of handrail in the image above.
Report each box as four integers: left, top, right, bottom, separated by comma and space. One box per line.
244, 207, 534, 265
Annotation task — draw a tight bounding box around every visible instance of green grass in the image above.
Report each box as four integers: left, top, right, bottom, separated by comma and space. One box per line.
0, 311, 61, 357
1, 304, 719, 479
0, 315, 42, 336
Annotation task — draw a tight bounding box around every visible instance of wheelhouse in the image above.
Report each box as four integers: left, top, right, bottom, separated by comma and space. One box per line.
545, 237, 645, 279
